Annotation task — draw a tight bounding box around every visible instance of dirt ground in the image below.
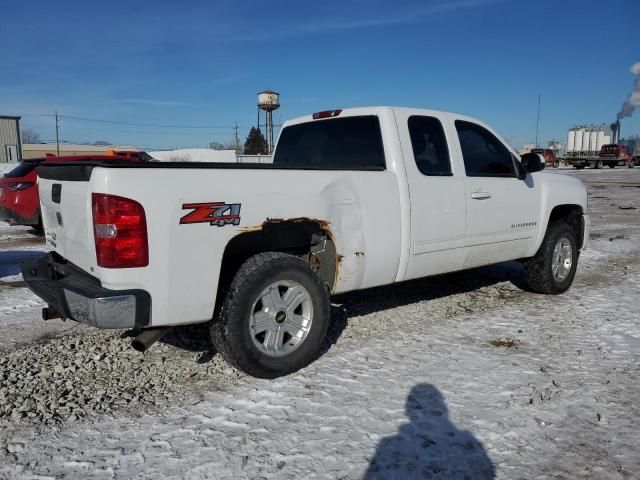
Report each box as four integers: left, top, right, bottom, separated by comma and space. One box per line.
0, 168, 639, 479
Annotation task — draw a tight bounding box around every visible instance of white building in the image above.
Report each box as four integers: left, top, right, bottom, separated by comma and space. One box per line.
0, 116, 21, 162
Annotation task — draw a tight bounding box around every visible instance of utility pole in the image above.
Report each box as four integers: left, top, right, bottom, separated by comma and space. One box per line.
55, 110, 60, 156
535, 93, 541, 148
234, 121, 240, 154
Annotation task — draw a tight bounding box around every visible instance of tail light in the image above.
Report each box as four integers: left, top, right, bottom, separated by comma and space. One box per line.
92, 193, 148, 268
312, 109, 342, 119
5, 182, 35, 191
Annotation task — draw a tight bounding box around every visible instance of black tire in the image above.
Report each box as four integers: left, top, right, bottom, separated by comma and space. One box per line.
211, 252, 330, 378
608, 164, 615, 168
629, 160, 636, 168
522, 222, 579, 294
594, 160, 603, 169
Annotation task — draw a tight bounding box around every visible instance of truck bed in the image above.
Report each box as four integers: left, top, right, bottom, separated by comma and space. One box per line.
37, 160, 385, 181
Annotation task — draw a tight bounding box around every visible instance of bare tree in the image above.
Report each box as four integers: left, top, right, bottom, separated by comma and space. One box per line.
225, 138, 242, 154
21, 128, 41, 144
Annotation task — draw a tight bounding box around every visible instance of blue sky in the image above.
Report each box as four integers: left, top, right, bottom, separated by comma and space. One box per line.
1, 0, 638, 149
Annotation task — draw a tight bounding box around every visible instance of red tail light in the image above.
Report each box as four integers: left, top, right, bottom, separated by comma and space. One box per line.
5, 182, 35, 191
92, 193, 148, 268
312, 109, 342, 119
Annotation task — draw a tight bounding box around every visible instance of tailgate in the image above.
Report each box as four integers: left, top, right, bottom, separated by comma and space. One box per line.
38, 166, 96, 273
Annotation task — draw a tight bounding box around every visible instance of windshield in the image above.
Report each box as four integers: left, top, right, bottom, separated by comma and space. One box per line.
4, 161, 39, 178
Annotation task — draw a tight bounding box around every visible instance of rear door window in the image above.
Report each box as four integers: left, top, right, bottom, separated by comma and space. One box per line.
408, 116, 451, 176
273, 116, 385, 170
455, 120, 515, 177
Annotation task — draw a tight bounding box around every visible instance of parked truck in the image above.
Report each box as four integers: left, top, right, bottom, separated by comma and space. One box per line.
568, 144, 635, 169
22, 107, 589, 378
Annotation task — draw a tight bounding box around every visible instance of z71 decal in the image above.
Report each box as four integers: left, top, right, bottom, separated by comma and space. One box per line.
180, 202, 241, 227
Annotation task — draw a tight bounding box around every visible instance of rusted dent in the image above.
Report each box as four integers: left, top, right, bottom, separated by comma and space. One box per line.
236, 216, 340, 292
239, 217, 332, 234
263, 216, 331, 230
334, 253, 343, 291
237, 225, 263, 233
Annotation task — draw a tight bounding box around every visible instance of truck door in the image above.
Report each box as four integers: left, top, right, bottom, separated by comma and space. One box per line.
396, 111, 468, 279
452, 119, 539, 268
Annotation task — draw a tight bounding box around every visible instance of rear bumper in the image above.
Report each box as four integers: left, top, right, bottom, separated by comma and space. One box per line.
21, 253, 151, 329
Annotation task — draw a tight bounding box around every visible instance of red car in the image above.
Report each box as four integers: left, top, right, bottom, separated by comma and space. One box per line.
0, 153, 150, 231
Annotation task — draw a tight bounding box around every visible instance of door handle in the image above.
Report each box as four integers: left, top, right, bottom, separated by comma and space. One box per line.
470, 191, 492, 200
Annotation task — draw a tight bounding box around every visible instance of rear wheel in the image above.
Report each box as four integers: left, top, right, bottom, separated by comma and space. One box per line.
522, 222, 579, 294
211, 252, 330, 378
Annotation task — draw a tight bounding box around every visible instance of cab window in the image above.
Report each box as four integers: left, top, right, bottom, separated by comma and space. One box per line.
455, 120, 515, 177
273, 116, 385, 170
408, 116, 452, 176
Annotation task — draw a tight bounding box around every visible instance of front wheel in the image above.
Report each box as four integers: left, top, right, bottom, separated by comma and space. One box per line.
629, 160, 636, 168
211, 252, 330, 378
595, 160, 603, 169
522, 222, 579, 294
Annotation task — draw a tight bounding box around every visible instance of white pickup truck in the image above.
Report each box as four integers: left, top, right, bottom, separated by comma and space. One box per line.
23, 107, 589, 378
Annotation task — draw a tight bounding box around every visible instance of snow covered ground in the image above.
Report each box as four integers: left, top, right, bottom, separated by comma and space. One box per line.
0, 168, 639, 479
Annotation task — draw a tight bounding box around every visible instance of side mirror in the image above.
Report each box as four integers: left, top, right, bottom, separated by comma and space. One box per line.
521, 152, 545, 174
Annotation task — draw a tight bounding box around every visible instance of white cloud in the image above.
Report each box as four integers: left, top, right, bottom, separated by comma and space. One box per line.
226, 0, 504, 41
111, 98, 199, 108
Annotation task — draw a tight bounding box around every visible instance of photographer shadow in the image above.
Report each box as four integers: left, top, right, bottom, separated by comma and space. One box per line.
365, 383, 495, 479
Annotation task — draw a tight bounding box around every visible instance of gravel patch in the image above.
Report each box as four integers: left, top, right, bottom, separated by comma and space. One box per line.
0, 326, 245, 425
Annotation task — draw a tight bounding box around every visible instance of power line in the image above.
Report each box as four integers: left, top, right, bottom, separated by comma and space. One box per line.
60, 114, 248, 130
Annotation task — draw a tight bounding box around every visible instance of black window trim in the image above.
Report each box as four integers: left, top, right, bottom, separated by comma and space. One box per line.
455, 120, 520, 179
407, 115, 453, 177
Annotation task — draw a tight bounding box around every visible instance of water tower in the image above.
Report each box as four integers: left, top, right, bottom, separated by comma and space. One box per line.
258, 90, 280, 154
